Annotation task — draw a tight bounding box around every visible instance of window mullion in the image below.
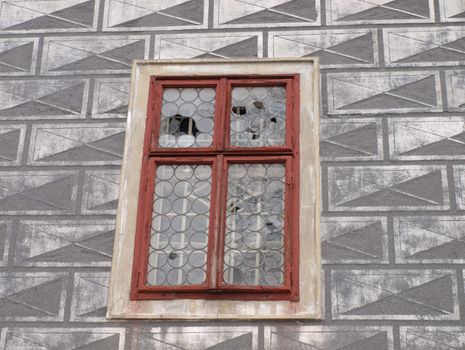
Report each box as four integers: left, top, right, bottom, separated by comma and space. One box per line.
149, 81, 163, 151
206, 154, 225, 289
214, 78, 228, 152
209, 77, 228, 289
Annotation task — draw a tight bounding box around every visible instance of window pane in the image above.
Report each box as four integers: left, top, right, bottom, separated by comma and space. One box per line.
230, 86, 286, 147
147, 164, 212, 286
223, 163, 286, 286
159, 88, 216, 148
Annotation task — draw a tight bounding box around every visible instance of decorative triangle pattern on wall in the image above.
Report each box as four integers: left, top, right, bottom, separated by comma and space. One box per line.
41, 36, 149, 75
104, 0, 207, 31
326, 0, 434, 24
133, 327, 258, 349
332, 270, 459, 320
155, 33, 263, 59
0, 0, 462, 345
0, 0, 98, 32
214, 0, 319, 27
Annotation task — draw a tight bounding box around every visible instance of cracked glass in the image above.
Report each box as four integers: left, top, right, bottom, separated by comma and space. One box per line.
159, 87, 216, 148
230, 86, 286, 147
223, 162, 286, 286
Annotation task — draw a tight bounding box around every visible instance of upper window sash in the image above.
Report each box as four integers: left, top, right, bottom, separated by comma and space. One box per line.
146, 76, 298, 155
149, 78, 223, 153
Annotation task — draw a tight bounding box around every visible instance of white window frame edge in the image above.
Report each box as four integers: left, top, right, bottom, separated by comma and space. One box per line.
107, 58, 322, 319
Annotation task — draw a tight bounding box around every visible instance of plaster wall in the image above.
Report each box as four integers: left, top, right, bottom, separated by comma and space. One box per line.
0, 0, 464, 349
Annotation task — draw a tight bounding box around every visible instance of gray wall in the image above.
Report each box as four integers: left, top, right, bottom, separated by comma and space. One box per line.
0, 0, 464, 348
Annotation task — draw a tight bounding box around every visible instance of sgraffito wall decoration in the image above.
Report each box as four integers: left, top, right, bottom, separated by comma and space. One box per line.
0, 0, 465, 348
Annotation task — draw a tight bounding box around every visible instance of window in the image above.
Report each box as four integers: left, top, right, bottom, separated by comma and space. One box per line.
108, 59, 321, 319
131, 77, 299, 301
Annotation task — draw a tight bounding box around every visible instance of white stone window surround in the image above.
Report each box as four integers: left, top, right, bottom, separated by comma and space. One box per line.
107, 58, 321, 319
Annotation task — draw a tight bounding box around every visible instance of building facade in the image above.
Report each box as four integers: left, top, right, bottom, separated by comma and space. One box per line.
0, 0, 464, 348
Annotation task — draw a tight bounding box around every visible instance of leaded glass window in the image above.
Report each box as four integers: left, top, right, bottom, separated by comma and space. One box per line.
132, 76, 299, 301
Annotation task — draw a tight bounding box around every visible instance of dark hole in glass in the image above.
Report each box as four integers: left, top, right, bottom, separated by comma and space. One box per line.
228, 201, 241, 213
166, 114, 199, 137
270, 117, 277, 123
266, 222, 276, 230
253, 101, 265, 109
232, 106, 247, 115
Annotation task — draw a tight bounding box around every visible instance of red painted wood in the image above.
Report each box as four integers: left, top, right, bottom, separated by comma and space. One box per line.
152, 74, 297, 81
290, 75, 300, 302
134, 290, 293, 301
131, 75, 301, 301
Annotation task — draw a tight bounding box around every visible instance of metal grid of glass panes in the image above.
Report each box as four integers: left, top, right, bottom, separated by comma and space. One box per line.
230, 86, 286, 147
148, 164, 212, 286
159, 87, 216, 148
223, 163, 286, 286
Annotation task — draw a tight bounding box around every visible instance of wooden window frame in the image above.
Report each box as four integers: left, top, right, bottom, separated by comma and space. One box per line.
131, 76, 300, 301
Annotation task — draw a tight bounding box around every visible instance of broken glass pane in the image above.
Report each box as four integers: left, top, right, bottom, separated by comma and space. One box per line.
223, 162, 286, 286
230, 86, 286, 147
159, 87, 216, 148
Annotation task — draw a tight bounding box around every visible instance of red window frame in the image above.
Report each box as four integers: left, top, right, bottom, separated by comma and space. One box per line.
131, 75, 300, 301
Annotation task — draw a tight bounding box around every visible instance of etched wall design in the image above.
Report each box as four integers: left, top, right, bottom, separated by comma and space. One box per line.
0, 0, 464, 349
